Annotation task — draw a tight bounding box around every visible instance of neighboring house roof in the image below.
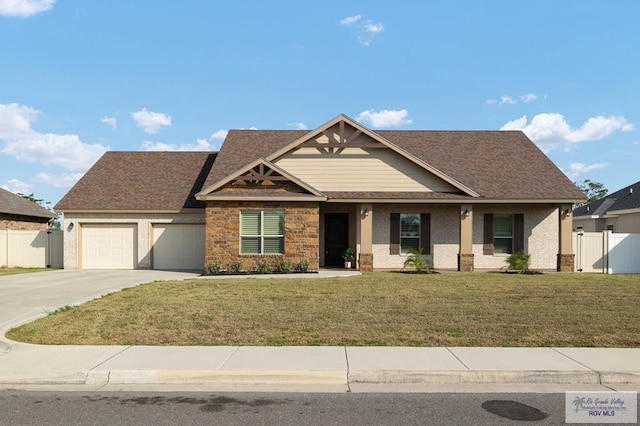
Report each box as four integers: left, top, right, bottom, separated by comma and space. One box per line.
201, 115, 584, 202
0, 187, 55, 219
573, 180, 640, 217
55, 151, 216, 211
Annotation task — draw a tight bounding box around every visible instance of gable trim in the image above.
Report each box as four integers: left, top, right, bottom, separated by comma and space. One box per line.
196, 158, 326, 199
265, 114, 481, 198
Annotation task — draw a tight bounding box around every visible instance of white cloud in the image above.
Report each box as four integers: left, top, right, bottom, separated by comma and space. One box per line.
101, 116, 117, 129
210, 129, 228, 140
131, 107, 172, 134
287, 122, 308, 130
356, 109, 412, 129
340, 14, 384, 46
365, 22, 384, 33
500, 113, 633, 152
519, 93, 537, 103
486, 93, 538, 106
0, 102, 109, 171
0, 0, 54, 17
340, 15, 361, 26
564, 162, 608, 180
1, 178, 32, 194
141, 138, 213, 152
35, 172, 84, 188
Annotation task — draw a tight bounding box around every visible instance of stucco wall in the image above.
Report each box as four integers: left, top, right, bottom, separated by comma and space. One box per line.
63, 211, 205, 269
370, 204, 559, 271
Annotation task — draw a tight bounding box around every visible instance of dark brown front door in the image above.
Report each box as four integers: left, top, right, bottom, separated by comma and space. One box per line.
325, 213, 349, 266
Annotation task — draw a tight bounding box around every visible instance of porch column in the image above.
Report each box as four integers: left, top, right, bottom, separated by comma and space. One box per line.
557, 204, 574, 272
359, 203, 373, 271
459, 204, 474, 272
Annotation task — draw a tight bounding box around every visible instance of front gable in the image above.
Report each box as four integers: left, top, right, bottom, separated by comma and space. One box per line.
196, 158, 326, 201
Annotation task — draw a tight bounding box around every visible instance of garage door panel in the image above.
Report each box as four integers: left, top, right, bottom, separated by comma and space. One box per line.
82, 224, 137, 269
153, 224, 204, 270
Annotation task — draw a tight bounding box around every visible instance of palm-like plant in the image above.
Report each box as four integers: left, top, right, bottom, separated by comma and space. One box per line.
403, 247, 430, 273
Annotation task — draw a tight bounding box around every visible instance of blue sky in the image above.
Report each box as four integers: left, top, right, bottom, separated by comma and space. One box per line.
1, 0, 638, 208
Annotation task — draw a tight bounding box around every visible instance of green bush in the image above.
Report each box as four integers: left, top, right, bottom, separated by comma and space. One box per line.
228, 260, 243, 275
403, 248, 430, 273
203, 260, 222, 276
297, 259, 310, 273
255, 260, 272, 274
277, 259, 293, 274
506, 252, 531, 274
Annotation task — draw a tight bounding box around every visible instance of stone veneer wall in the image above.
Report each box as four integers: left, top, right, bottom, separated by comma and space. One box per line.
205, 201, 319, 271
0, 214, 50, 231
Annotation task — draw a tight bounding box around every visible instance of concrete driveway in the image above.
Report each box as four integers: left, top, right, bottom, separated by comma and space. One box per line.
0, 269, 199, 345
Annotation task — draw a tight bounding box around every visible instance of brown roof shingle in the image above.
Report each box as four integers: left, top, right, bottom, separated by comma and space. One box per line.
203, 128, 584, 201
55, 151, 216, 211
0, 188, 55, 219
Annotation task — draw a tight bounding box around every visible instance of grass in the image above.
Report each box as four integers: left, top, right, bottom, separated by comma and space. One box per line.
0, 266, 50, 276
6, 272, 640, 347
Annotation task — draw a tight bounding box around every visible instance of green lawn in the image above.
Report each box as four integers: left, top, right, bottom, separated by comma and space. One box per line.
0, 266, 49, 276
7, 272, 640, 347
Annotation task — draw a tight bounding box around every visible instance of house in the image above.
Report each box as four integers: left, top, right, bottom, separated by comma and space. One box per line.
0, 188, 55, 231
55, 114, 585, 272
573, 180, 640, 233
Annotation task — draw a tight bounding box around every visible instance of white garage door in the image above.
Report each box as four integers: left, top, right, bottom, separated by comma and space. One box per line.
82, 224, 137, 269
152, 224, 205, 270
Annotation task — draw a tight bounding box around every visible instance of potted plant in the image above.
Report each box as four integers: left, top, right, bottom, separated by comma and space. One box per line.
342, 247, 355, 269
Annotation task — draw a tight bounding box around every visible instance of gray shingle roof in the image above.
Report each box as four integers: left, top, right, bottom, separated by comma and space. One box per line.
0, 188, 55, 219
55, 151, 216, 211
573, 180, 640, 217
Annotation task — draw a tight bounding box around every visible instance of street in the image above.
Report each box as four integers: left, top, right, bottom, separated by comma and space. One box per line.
0, 391, 575, 425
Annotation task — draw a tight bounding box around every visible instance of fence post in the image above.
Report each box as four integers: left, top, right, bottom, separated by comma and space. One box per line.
604, 230, 611, 274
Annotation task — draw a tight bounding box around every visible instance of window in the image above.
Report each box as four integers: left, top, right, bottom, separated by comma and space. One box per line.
493, 214, 513, 254
240, 210, 284, 254
390, 213, 431, 255
483, 213, 524, 255
400, 213, 420, 253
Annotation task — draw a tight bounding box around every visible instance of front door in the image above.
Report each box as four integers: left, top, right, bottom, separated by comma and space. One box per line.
325, 213, 349, 266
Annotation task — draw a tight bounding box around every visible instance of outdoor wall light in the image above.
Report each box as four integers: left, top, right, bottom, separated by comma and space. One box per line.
67, 222, 74, 232
462, 209, 470, 217
363, 208, 370, 217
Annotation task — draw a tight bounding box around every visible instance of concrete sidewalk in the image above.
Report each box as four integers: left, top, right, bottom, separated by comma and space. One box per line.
1, 269, 639, 392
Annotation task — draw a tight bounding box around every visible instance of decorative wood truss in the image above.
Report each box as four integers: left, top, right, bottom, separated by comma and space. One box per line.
303, 121, 386, 154
234, 162, 289, 185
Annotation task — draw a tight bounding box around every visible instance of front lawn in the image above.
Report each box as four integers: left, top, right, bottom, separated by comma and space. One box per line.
7, 273, 640, 347
0, 266, 49, 276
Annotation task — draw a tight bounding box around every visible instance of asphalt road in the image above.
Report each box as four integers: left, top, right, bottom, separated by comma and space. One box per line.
0, 391, 578, 425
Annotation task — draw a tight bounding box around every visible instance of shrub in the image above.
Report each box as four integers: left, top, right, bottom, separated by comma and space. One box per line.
277, 259, 293, 274
506, 252, 531, 274
297, 258, 310, 273
255, 260, 272, 274
203, 260, 222, 276
228, 260, 243, 275
403, 248, 430, 273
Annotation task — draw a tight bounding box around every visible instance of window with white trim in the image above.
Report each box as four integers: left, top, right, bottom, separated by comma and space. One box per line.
240, 210, 284, 254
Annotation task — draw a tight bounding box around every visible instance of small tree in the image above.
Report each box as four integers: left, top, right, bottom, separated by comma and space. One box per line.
403, 248, 430, 273
576, 179, 608, 205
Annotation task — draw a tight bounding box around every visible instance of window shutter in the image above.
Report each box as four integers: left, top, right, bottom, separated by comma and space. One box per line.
513, 213, 525, 253
390, 213, 400, 254
420, 213, 431, 255
483, 213, 494, 255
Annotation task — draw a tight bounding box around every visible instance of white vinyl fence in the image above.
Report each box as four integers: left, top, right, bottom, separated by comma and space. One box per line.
573, 231, 640, 274
0, 230, 63, 268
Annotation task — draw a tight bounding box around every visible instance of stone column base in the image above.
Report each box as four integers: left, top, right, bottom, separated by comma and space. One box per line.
359, 253, 373, 272
458, 253, 474, 272
557, 254, 575, 272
